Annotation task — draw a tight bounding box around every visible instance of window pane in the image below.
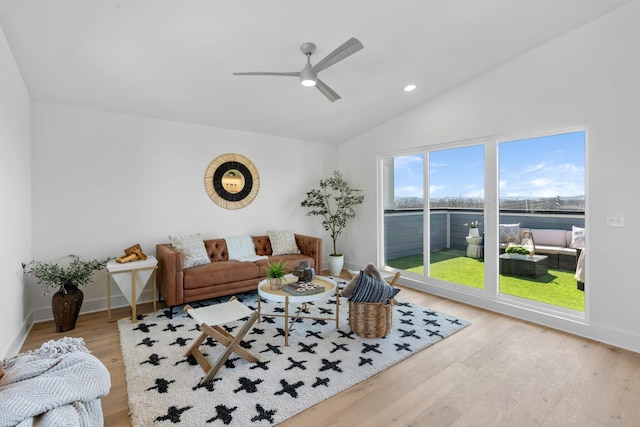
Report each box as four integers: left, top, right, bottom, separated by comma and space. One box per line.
429, 145, 485, 288
383, 154, 424, 274
498, 131, 585, 311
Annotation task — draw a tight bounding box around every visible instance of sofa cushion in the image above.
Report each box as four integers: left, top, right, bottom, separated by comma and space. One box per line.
499, 223, 520, 244
533, 245, 561, 255
183, 261, 259, 289
558, 247, 576, 255
224, 235, 259, 261
530, 229, 568, 247
268, 229, 301, 256
169, 233, 210, 268
570, 226, 585, 249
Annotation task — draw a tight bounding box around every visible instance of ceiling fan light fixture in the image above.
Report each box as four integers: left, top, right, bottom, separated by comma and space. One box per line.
300, 67, 317, 87
233, 38, 363, 101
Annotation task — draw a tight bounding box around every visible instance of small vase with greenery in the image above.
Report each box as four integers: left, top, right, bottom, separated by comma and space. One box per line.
23, 254, 111, 332
300, 171, 364, 275
266, 259, 288, 290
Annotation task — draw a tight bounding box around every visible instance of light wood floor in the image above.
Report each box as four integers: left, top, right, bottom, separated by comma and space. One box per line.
21, 279, 640, 427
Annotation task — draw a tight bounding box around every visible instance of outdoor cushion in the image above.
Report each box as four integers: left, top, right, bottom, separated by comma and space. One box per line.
570, 226, 585, 249
499, 224, 520, 244
531, 229, 568, 247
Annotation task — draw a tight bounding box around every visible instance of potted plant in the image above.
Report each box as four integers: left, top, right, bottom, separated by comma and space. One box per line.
265, 259, 288, 290
464, 220, 481, 237
505, 245, 531, 257
301, 171, 364, 276
23, 254, 111, 332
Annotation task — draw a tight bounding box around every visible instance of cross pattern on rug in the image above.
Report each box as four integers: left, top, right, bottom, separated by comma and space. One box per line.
119, 285, 470, 426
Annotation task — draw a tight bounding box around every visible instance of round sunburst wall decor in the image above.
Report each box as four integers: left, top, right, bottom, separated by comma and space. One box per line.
204, 153, 260, 209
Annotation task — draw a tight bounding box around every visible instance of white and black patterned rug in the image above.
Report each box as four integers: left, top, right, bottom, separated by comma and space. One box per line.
119, 285, 470, 426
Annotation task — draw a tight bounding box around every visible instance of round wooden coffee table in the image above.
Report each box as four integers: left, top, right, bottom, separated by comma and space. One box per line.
257, 275, 339, 346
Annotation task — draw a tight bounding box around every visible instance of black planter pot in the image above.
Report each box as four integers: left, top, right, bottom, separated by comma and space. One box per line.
51, 285, 84, 332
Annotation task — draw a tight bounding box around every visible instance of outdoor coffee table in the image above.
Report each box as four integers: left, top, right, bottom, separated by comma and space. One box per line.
257, 275, 339, 346
499, 253, 548, 278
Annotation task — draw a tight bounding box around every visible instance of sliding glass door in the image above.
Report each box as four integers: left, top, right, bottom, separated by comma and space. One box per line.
381, 128, 585, 315
498, 131, 585, 311
382, 144, 485, 290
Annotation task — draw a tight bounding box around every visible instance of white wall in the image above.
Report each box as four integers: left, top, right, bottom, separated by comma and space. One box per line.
28, 102, 337, 322
340, 1, 640, 352
0, 25, 31, 359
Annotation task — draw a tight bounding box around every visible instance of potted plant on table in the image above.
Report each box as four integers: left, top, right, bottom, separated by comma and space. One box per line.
464, 220, 481, 237
301, 171, 364, 276
265, 259, 288, 290
23, 254, 111, 332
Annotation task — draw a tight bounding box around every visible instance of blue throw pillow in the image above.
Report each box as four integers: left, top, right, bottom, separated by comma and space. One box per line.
349, 272, 400, 303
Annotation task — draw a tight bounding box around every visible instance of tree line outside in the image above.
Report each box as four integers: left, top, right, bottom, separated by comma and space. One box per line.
394, 195, 585, 211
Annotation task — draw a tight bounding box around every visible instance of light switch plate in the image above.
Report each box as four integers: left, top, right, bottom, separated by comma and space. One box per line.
606, 214, 625, 227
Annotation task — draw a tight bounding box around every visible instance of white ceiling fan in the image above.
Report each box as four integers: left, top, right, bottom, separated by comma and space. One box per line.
233, 37, 364, 102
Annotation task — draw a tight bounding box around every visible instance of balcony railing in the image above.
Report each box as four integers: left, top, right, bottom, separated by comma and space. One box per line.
384, 208, 585, 260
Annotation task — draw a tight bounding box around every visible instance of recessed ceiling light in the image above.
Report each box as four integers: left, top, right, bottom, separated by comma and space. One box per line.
404, 84, 416, 92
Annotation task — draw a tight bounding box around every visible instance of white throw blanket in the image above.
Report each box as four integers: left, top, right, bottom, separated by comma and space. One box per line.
0, 337, 111, 427
225, 235, 268, 262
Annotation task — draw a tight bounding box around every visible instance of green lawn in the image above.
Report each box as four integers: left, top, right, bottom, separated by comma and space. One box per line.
387, 249, 584, 312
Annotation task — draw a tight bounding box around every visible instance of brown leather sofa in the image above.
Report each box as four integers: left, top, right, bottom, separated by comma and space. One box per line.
156, 234, 322, 316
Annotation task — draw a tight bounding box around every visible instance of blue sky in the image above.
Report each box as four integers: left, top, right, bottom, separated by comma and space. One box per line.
394, 131, 585, 199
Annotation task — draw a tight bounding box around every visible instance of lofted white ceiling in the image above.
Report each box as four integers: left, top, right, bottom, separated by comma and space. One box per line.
0, 0, 632, 144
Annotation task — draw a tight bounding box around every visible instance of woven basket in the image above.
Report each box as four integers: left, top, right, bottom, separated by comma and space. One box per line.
348, 299, 394, 338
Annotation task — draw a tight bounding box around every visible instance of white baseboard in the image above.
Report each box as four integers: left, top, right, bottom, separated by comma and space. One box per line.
400, 277, 640, 354
30, 288, 157, 323
4, 289, 157, 359
345, 261, 640, 354
3, 313, 33, 359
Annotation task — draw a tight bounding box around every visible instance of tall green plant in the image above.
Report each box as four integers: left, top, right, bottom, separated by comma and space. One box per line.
301, 171, 364, 256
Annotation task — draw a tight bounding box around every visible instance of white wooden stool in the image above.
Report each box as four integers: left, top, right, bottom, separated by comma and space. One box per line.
183, 297, 259, 384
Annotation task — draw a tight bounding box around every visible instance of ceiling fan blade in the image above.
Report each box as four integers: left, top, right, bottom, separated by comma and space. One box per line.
315, 79, 341, 102
232, 72, 299, 77
311, 37, 363, 74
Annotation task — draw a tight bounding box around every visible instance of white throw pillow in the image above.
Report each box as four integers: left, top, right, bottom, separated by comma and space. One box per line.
570, 226, 586, 249
268, 229, 301, 256
225, 235, 257, 261
169, 233, 210, 268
